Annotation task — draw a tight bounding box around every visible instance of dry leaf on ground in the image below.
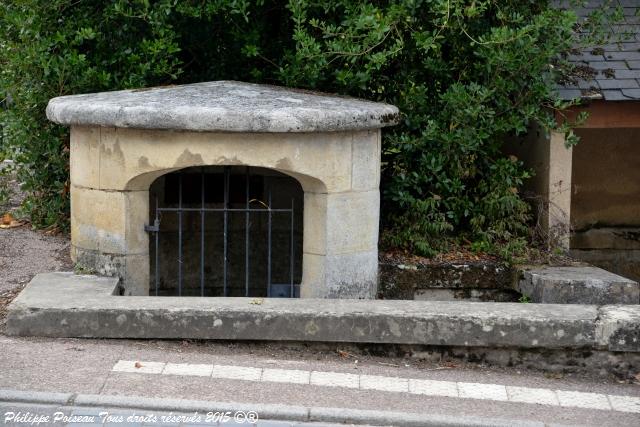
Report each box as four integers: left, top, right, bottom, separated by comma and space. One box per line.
337, 350, 357, 359
0, 213, 24, 229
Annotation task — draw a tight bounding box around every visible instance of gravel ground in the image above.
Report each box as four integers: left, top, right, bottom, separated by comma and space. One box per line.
0, 227, 72, 293
0, 165, 73, 327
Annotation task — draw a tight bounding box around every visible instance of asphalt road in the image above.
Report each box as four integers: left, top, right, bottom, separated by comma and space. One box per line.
0, 335, 638, 426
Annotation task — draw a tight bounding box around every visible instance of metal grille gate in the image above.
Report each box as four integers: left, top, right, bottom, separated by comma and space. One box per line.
145, 166, 299, 298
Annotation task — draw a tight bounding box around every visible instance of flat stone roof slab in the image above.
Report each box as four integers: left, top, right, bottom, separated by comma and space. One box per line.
46, 81, 400, 133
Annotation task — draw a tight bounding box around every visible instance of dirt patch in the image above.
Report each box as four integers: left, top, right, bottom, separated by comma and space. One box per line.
0, 227, 72, 330
0, 226, 72, 292
0, 284, 25, 330
0, 165, 73, 328
0, 161, 24, 213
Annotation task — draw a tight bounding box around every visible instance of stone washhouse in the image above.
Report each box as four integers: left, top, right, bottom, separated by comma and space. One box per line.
46, 81, 400, 298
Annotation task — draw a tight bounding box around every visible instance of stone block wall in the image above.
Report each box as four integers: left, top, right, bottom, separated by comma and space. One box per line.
69, 126, 382, 298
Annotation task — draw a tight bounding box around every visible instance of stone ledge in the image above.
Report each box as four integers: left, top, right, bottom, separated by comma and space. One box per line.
378, 260, 519, 302
8, 272, 640, 353
518, 266, 640, 305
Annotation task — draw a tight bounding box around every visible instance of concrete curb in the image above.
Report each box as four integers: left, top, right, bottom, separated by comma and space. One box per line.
0, 389, 73, 406
0, 388, 548, 427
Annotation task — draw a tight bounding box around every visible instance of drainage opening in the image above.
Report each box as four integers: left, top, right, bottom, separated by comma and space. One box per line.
147, 166, 303, 297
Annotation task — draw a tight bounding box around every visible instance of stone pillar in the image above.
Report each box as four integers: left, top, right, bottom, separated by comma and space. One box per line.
302, 191, 380, 298
507, 126, 572, 251
300, 130, 381, 298
69, 127, 150, 295
546, 131, 573, 250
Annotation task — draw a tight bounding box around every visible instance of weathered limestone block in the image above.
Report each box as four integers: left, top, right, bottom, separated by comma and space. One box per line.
518, 266, 639, 305
302, 251, 378, 299
97, 128, 358, 193
596, 305, 640, 351
70, 185, 148, 255
350, 130, 381, 191
303, 190, 379, 255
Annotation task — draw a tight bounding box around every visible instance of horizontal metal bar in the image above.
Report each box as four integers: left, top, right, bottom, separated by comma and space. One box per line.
156, 207, 293, 213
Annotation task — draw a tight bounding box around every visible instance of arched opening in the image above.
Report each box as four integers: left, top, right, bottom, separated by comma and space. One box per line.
148, 166, 303, 297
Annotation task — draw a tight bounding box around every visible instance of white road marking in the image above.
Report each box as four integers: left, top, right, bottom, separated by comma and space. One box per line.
112, 360, 640, 413
408, 379, 458, 398
458, 382, 509, 401
162, 363, 213, 377
506, 386, 559, 406
310, 371, 359, 388
112, 360, 165, 374
557, 390, 612, 410
359, 375, 409, 393
212, 364, 262, 381
608, 395, 640, 413
262, 368, 310, 384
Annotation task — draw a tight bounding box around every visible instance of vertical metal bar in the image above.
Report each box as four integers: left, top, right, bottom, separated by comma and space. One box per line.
178, 172, 183, 297
223, 166, 229, 297
200, 169, 205, 297
267, 178, 272, 298
154, 196, 159, 297
290, 197, 294, 298
245, 166, 250, 297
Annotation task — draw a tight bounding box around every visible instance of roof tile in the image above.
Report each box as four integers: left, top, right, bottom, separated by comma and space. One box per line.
567, 53, 605, 61
555, 89, 582, 99
604, 51, 640, 60
596, 78, 640, 89
600, 90, 632, 100
556, 0, 640, 101
621, 88, 640, 98
620, 0, 639, 7
587, 61, 629, 69
599, 42, 640, 50
613, 69, 640, 78
577, 79, 601, 89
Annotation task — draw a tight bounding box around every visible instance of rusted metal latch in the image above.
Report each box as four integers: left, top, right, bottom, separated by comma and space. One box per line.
144, 218, 160, 233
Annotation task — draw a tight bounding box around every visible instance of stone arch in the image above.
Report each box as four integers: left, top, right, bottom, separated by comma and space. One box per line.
146, 165, 305, 297
124, 165, 327, 194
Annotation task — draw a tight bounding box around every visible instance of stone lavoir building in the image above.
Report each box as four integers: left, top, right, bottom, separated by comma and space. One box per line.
46, 81, 399, 299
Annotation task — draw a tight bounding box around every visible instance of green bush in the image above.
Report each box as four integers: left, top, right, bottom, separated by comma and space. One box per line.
0, 1, 623, 254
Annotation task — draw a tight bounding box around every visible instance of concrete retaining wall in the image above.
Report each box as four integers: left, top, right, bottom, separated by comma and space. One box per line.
6, 273, 640, 355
